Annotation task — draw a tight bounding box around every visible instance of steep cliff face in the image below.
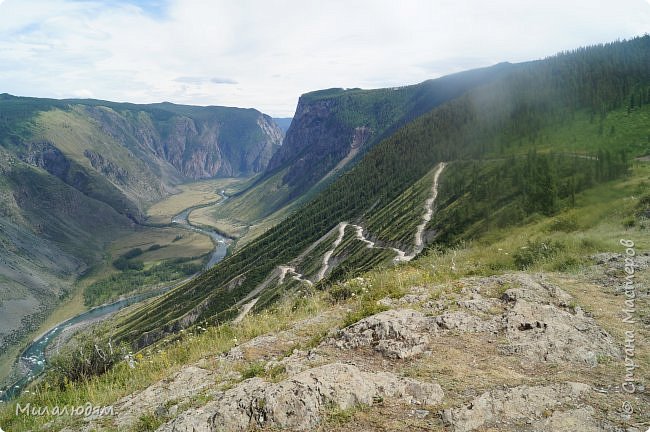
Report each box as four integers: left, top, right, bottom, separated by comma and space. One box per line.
0, 96, 283, 377
157, 111, 282, 178
267, 97, 368, 193
82, 103, 283, 180
263, 63, 516, 204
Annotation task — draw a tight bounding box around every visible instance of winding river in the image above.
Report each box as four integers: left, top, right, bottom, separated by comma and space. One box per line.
0, 196, 230, 402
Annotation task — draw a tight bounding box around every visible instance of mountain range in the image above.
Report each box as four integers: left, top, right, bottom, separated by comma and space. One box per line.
112, 37, 650, 349
1, 36, 650, 431
0, 97, 282, 364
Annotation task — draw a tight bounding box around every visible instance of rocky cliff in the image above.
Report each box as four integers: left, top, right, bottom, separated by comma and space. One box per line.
262, 62, 516, 205
0, 96, 283, 387
266, 96, 372, 194
82, 103, 283, 180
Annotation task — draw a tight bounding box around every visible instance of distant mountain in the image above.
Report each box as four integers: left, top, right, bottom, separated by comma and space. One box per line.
220, 63, 517, 223
273, 117, 293, 134
0, 96, 283, 215
112, 36, 650, 349
0, 96, 282, 360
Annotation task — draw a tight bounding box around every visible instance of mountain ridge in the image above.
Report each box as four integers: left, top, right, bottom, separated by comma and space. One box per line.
0, 96, 284, 384
110, 36, 650, 351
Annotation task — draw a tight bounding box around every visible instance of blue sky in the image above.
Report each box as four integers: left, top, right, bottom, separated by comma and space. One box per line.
0, 0, 649, 116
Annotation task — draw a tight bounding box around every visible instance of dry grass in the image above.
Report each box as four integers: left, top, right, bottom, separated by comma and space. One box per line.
110, 227, 212, 264
145, 178, 245, 225
188, 207, 247, 238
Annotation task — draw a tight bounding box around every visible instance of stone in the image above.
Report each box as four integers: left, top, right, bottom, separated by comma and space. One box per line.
332, 309, 436, 359
434, 311, 502, 333
440, 382, 591, 432
112, 365, 215, 429
502, 298, 621, 364
532, 406, 604, 432
159, 363, 443, 432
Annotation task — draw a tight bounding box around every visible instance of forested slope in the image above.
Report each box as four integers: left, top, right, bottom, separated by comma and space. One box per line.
114, 36, 650, 347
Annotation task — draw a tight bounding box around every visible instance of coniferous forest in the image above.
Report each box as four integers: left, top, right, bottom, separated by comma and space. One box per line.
113, 36, 650, 345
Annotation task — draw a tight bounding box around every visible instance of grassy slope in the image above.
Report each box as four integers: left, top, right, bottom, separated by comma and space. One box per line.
33, 108, 168, 209
0, 160, 134, 388
110, 38, 650, 344
428, 103, 650, 247
145, 177, 245, 225
2, 159, 646, 432
200, 63, 519, 243
195, 170, 292, 236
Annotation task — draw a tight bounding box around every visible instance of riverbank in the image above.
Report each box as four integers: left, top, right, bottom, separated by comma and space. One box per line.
0, 180, 245, 401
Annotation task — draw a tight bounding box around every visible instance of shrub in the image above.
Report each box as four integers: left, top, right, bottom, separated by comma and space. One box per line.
548, 215, 579, 232
122, 248, 144, 259
553, 256, 582, 271
623, 216, 636, 228
241, 361, 266, 379
47, 335, 130, 389
329, 283, 363, 302
112, 257, 144, 271
637, 193, 650, 218
134, 414, 163, 432
342, 302, 388, 327
513, 239, 565, 270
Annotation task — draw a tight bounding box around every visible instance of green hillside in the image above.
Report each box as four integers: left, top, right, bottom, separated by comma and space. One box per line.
112, 37, 650, 348
203, 62, 519, 236
0, 95, 283, 389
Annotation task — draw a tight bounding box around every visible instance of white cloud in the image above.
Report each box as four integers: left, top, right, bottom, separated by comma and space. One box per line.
71, 89, 95, 98
175, 76, 237, 85
0, 0, 649, 116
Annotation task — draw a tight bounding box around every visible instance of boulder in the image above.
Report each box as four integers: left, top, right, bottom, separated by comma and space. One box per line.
440, 382, 592, 432
332, 309, 436, 359
502, 298, 621, 365
114, 365, 215, 430
159, 363, 443, 432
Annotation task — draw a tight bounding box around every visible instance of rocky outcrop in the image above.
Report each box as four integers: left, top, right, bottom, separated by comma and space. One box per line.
113, 366, 215, 429
533, 407, 606, 432
440, 382, 604, 432
83, 149, 129, 185
159, 363, 443, 432
434, 310, 501, 333
21, 141, 70, 178
16, 141, 143, 222
75, 271, 635, 432
265, 96, 366, 195
333, 274, 621, 366
332, 309, 435, 359
501, 293, 621, 365
262, 65, 516, 202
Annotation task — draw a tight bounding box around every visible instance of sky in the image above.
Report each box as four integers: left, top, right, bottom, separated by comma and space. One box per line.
0, 0, 649, 117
